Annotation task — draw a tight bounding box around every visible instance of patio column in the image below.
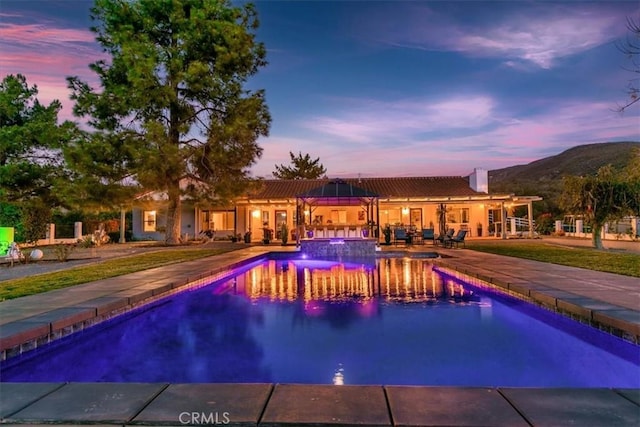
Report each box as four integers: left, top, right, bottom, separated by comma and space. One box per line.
501, 202, 507, 239
74, 222, 83, 240
555, 220, 563, 233
120, 207, 126, 243
527, 201, 533, 238
47, 223, 55, 244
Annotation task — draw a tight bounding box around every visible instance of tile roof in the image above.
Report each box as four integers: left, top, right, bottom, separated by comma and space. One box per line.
246, 176, 481, 200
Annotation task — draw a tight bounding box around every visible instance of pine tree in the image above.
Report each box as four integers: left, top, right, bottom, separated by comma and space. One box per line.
273, 151, 327, 180
67, 0, 270, 243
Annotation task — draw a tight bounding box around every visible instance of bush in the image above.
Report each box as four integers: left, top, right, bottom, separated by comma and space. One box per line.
77, 236, 95, 248
535, 213, 555, 235
108, 230, 132, 243
53, 243, 75, 261
21, 202, 51, 244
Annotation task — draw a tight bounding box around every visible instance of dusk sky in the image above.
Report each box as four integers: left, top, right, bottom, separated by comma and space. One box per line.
1, 0, 639, 178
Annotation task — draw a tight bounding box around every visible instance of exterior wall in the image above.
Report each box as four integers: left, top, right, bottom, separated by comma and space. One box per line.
180, 207, 196, 241
133, 198, 519, 242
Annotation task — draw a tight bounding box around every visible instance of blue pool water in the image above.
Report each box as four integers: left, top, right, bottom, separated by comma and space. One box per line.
2, 256, 638, 387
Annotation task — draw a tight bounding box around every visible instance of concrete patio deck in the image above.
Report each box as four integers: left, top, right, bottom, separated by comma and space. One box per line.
1, 244, 639, 426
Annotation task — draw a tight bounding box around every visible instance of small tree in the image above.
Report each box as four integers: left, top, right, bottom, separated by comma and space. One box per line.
273, 151, 327, 180
21, 201, 51, 244
561, 158, 640, 249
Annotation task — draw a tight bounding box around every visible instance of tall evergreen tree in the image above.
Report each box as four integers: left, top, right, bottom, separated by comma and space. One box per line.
273, 151, 327, 180
67, 0, 270, 243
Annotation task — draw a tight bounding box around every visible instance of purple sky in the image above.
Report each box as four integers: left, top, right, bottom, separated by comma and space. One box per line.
1, 1, 639, 178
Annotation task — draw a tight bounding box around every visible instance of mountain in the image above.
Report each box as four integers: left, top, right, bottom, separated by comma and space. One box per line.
489, 141, 640, 215
490, 141, 639, 184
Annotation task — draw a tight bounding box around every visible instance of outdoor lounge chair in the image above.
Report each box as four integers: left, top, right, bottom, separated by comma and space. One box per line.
447, 230, 467, 248
394, 227, 410, 245
421, 228, 435, 245
435, 228, 454, 246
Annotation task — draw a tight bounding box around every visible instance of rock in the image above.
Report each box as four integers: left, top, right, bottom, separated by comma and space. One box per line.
30, 249, 44, 260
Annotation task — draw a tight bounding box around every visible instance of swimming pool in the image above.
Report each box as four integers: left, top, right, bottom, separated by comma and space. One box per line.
2, 256, 638, 387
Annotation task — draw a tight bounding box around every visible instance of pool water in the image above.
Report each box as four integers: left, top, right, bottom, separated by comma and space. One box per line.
2, 256, 638, 387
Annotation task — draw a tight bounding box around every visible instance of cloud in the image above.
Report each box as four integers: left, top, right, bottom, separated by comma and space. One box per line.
0, 20, 105, 121
451, 13, 620, 69
0, 22, 95, 46
356, 3, 630, 69
251, 95, 639, 178
300, 95, 497, 144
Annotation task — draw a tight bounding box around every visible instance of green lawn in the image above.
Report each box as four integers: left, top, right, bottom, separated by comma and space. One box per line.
0, 248, 234, 300
465, 241, 640, 277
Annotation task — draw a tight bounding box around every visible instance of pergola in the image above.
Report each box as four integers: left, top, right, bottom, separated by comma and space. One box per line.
295, 179, 380, 240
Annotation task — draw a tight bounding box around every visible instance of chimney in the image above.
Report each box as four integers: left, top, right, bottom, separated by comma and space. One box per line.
469, 168, 488, 193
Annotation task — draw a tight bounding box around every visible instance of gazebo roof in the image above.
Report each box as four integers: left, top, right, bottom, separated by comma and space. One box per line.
297, 179, 379, 206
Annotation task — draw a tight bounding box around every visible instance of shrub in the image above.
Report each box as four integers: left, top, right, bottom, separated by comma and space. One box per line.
21, 201, 51, 244
77, 236, 95, 248
108, 230, 132, 243
535, 213, 555, 235
53, 243, 76, 261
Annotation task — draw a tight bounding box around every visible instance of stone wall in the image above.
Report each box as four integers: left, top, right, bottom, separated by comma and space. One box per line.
300, 238, 378, 258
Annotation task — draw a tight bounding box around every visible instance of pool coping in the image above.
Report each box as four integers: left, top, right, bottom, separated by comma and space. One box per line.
1, 246, 639, 425
1, 382, 639, 426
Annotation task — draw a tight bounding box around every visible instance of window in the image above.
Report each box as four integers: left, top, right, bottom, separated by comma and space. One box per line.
461, 208, 469, 223
211, 211, 235, 230
382, 208, 402, 225
200, 210, 213, 231
447, 208, 470, 224
143, 210, 157, 232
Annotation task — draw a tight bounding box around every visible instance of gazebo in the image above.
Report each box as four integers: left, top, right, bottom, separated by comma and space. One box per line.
295, 179, 380, 243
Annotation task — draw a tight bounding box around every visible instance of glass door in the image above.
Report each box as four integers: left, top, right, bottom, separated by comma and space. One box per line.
275, 210, 287, 239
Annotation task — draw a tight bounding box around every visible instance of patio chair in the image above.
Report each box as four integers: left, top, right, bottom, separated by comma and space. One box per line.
394, 227, 410, 245
435, 228, 454, 246
447, 230, 468, 248
421, 228, 435, 245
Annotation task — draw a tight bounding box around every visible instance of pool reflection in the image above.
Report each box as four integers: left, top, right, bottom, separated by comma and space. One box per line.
230, 257, 478, 306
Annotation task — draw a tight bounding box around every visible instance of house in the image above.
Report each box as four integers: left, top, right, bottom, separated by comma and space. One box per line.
131, 168, 542, 242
